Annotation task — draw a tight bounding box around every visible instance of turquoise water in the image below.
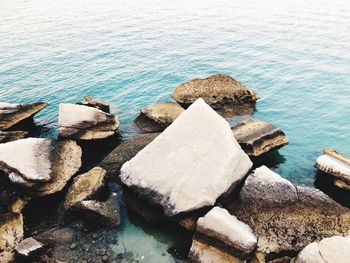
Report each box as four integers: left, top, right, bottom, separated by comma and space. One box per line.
1, 0, 350, 261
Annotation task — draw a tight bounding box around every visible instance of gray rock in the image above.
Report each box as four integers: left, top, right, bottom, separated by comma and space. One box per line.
82, 96, 110, 113
0, 130, 28, 143
0, 102, 48, 130
232, 119, 288, 156
15, 237, 43, 258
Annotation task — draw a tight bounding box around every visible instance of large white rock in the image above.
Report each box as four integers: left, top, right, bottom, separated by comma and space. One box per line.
58, 103, 119, 140
120, 98, 252, 216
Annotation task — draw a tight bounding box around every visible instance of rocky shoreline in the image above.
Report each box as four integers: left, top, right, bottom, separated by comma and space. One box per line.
0, 74, 349, 263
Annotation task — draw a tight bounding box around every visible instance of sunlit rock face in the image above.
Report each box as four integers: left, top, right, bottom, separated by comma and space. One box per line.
58, 103, 119, 140
172, 74, 258, 117
120, 98, 252, 217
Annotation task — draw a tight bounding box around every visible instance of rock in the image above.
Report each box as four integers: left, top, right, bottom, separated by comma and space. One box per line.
0, 102, 48, 130
100, 133, 159, 178
232, 119, 288, 156
82, 96, 110, 113
8, 197, 28, 213
69, 243, 77, 250
0, 130, 28, 143
0, 138, 82, 195
226, 166, 350, 261
295, 236, 350, 263
62, 167, 106, 211
58, 103, 119, 140
120, 98, 252, 217
189, 207, 257, 263
0, 213, 24, 263
134, 101, 184, 133
172, 74, 258, 117
15, 237, 43, 258
315, 148, 350, 188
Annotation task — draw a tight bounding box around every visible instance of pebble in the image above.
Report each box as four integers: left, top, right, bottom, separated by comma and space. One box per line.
69, 243, 77, 250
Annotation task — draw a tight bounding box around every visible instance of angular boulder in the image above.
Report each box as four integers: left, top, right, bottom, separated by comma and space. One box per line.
0, 138, 82, 195
58, 103, 119, 140
120, 98, 252, 217
189, 207, 257, 262
80, 96, 110, 113
15, 237, 43, 258
226, 166, 350, 261
0, 102, 48, 130
0, 131, 28, 143
232, 119, 288, 156
172, 74, 258, 117
134, 101, 184, 132
315, 148, 350, 189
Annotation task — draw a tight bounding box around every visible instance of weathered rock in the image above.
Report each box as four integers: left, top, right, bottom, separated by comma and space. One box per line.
0, 102, 48, 130
82, 96, 110, 113
58, 103, 119, 140
15, 237, 43, 258
120, 99, 252, 217
295, 236, 350, 263
134, 101, 184, 132
0, 212, 24, 263
226, 166, 350, 261
232, 119, 288, 156
315, 148, 350, 188
189, 207, 257, 262
0, 130, 28, 143
0, 138, 82, 195
8, 197, 28, 213
62, 167, 106, 211
172, 74, 258, 117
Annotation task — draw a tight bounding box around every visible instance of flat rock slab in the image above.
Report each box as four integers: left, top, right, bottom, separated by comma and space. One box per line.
134, 101, 184, 133
226, 166, 350, 261
0, 131, 28, 143
0, 138, 82, 195
82, 96, 110, 113
120, 98, 252, 217
172, 74, 258, 117
15, 237, 43, 258
189, 207, 257, 262
0, 102, 47, 130
58, 103, 119, 140
232, 119, 288, 156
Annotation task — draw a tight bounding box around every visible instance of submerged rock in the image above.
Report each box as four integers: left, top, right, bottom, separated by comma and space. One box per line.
315, 148, 350, 189
134, 101, 184, 132
0, 130, 28, 143
82, 96, 110, 113
189, 207, 257, 263
172, 74, 258, 117
0, 212, 24, 263
0, 138, 82, 195
15, 237, 43, 258
0, 102, 48, 130
58, 103, 119, 140
232, 119, 288, 156
226, 166, 350, 261
120, 99, 252, 217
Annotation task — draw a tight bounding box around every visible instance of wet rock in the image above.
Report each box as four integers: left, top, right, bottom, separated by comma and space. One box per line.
82, 96, 110, 113
226, 166, 350, 261
0, 130, 28, 143
120, 99, 252, 217
0, 138, 82, 195
232, 119, 288, 156
189, 207, 257, 263
58, 103, 119, 140
0, 212, 24, 263
295, 236, 350, 263
134, 101, 184, 133
172, 74, 258, 117
315, 148, 350, 189
0, 102, 48, 130
15, 237, 43, 258
62, 167, 106, 211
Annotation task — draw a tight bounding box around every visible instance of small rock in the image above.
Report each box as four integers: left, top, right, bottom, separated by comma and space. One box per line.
0, 130, 28, 143
69, 243, 77, 250
82, 96, 110, 113
15, 237, 43, 258
102, 255, 109, 262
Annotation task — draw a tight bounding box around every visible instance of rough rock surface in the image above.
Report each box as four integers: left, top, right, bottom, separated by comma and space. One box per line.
232, 119, 288, 156
0, 130, 28, 143
58, 103, 119, 140
189, 207, 257, 262
82, 96, 110, 113
295, 236, 350, 263
0, 138, 82, 195
0, 102, 48, 130
315, 148, 350, 188
171, 74, 258, 117
134, 101, 184, 132
62, 167, 106, 211
226, 166, 350, 261
120, 99, 252, 217
0, 212, 24, 263
15, 237, 43, 258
